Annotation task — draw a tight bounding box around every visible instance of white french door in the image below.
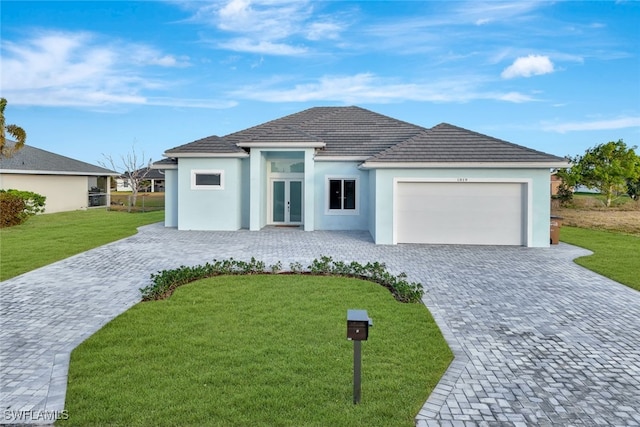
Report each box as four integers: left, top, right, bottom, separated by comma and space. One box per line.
271, 179, 303, 225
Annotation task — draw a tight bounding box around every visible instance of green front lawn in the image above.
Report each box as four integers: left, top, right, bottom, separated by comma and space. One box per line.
560, 226, 640, 291
62, 275, 453, 427
0, 209, 163, 281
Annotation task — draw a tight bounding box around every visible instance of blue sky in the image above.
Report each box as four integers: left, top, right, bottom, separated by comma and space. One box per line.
1, 1, 639, 168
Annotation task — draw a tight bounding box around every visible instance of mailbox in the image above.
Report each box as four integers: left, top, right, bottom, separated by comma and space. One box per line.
347, 309, 372, 341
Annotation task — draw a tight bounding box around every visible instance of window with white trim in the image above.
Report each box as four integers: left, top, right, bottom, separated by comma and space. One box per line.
327, 178, 357, 213
191, 170, 224, 190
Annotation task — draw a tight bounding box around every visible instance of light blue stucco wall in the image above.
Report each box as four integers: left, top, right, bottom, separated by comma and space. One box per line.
371, 167, 551, 247
240, 158, 250, 229
368, 169, 377, 242
177, 158, 243, 230
164, 169, 178, 227
313, 161, 369, 230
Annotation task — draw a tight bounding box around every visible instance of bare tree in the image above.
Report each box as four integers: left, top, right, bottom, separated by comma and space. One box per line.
100, 145, 151, 213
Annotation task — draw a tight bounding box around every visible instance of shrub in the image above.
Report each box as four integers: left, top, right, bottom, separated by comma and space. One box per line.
141, 256, 425, 303
0, 189, 46, 227
555, 183, 574, 206
0, 192, 26, 227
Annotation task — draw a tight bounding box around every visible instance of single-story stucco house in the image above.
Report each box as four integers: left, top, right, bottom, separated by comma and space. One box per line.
115, 167, 165, 193
153, 106, 568, 247
0, 143, 119, 213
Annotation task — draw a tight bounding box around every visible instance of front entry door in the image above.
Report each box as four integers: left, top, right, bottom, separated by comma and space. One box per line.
272, 179, 303, 224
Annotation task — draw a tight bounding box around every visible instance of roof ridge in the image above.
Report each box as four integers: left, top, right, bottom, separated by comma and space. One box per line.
223, 107, 339, 142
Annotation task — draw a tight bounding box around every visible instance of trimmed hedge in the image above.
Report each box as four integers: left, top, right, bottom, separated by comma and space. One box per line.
141, 256, 424, 303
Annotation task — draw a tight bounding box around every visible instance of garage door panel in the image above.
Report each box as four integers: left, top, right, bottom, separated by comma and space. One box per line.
396, 182, 525, 245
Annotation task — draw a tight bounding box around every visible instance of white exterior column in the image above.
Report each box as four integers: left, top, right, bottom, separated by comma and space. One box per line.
249, 149, 262, 231
106, 176, 112, 207
304, 148, 315, 231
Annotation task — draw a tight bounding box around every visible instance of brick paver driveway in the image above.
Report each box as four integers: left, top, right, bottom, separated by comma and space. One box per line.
1, 223, 639, 425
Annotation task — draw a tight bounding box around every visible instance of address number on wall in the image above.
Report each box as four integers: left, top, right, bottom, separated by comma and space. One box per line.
457, 178, 469, 182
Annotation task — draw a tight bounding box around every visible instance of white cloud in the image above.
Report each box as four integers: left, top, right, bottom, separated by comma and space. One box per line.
543, 117, 640, 133
455, 2, 543, 25
306, 21, 342, 41
186, 0, 348, 55
218, 38, 307, 55
497, 92, 537, 103
230, 73, 537, 104
501, 55, 555, 79
0, 31, 223, 109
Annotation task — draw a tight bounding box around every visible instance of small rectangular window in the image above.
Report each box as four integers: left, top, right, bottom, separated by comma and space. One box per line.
191, 170, 224, 190
195, 173, 221, 186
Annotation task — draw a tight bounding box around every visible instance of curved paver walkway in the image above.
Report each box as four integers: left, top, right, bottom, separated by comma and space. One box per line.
1, 223, 639, 426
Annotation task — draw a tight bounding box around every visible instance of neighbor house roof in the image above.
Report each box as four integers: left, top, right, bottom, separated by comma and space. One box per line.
0, 143, 118, 176
118, 167, 166, 180
160, 106, 568, 167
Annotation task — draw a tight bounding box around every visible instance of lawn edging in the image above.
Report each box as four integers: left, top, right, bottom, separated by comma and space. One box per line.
141, 255, 424, 303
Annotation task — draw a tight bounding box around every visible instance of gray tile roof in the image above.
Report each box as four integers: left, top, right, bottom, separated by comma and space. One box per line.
224, 106, 424, 157
163, 107, 565, 164
165, 135, 246, 155
0, 143, 118, 175
125, 167, 165, 180
367, 123, 567, 163
152, 157, 177, 167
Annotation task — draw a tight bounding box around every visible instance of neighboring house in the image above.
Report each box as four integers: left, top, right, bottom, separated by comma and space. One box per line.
153, 106, 568, 247
115, 168, 165, 192
0, 143, 119, 213
574, 184, 601, 194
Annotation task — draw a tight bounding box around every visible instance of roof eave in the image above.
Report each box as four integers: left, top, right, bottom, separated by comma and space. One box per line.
163, 152, 249, 158
0, 169, 120, 176
360, 161, 571, 169
236, 142, 326, 149
151, 164, 177, 170
314, 156, 369, 162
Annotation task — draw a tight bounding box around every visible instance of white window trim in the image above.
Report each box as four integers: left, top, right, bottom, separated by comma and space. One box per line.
191, 169, 224, 190
325, 176, 359, 215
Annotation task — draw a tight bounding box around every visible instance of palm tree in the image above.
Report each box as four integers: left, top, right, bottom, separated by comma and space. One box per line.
0, 98, 27, 158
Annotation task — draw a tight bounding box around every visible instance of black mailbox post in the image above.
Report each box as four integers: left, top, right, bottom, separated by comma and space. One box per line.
347, 309, 370, 341
347, 309, 372, 404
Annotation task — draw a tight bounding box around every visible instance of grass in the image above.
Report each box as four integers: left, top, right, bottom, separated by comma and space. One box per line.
0, 209, 163, 281
61, 275, 453, 427
560, 226, 640, 291
110, 192, 165, 212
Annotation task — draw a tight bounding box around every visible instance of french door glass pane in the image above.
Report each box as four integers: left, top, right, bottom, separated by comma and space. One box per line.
273, 181, 285, 222
290, 181, 302, 222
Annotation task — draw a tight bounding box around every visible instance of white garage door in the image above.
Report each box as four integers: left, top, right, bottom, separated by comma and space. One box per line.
396, 182, 525, 245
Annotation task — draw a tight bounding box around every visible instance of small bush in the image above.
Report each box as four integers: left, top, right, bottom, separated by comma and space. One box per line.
555, 184, 574, 206
0, 192, 27, 227
0, 189, 46, 228
141, 256, 425, 303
